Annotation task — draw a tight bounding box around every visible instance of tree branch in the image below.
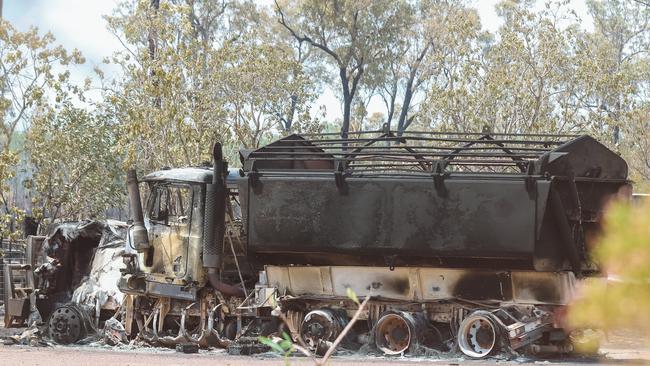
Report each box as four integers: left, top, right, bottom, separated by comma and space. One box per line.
275, 0, 342, 66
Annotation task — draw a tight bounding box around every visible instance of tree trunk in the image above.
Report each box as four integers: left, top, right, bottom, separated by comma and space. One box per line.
148, 0, 160, 62
148, 0, 160, 108
340, 68, 351, 139
285, 94, 297, 132
396, 87, 414, 136
396, 43, 430, 136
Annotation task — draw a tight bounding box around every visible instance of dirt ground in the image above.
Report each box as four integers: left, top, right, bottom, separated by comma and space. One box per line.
1, 342, 649, 366
1, 325, 649, 366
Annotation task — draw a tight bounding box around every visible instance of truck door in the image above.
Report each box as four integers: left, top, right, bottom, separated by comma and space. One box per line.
146, 184, 194, 278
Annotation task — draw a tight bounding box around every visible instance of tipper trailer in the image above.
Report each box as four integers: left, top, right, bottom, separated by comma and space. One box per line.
117, 130, 630, 358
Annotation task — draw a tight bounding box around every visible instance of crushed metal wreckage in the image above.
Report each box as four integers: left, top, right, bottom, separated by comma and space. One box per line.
2, 220, 128, 346
1, 131, 633, 360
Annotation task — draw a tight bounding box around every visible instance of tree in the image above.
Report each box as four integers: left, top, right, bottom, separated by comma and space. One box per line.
575, 0, 650, 181
450, 1, 586, 134
569, 198, 650, 335
378, 0, 482, 135
266, 2, 325, 133
416, 0, 648, 140
276, 0, 409, 138
221, 42, 321, 148
0, 19, 83, 236
26, 104, 124, 222
370, 0, 427, 135
105, 0, 237, 170
104, 0, 318, 170
221, 2, 323, 145
414, 2, 485, 132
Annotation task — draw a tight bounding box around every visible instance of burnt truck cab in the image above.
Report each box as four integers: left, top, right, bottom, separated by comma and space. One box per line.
119, 167, 242, 302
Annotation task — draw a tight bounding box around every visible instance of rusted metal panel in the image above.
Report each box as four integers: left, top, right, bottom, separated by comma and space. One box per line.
248, 178, 539, 267
6, 298, 29, 318
266, 266, 576, 305
510, 271, 576, 304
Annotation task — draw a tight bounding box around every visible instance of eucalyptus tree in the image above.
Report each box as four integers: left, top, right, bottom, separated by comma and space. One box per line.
26, 104, 124, 222
267, 3, 325, 134
376, 0, 483, 135
275, 0, 410, 138
472, 1, 585, 134
0, 19, 84, 234
414, 2, 485, 132
104, 0, 318, 169
577, 0, 650, 181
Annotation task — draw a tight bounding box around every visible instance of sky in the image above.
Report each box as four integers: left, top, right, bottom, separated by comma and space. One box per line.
3, 0, 594, 121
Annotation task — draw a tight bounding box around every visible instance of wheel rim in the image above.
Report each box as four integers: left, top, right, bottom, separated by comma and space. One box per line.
48, 307, 83, 344
300, 309, 344, 349
457, 314, 497, 358
375, 313, 412, 355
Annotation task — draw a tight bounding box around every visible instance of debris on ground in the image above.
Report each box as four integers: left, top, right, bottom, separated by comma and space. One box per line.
5, 325, 50, 347
103, 317, 127, 346
176, 343, 200, 354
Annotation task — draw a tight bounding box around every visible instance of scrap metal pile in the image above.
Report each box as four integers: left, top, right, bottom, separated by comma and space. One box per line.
3, 130, 631, 359
2, 220, 127, 345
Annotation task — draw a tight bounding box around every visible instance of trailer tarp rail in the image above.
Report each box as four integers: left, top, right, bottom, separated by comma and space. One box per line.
242, 130, 625, 179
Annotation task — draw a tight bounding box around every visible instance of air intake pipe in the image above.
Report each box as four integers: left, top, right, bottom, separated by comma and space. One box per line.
127, 169, 150, 251
203, 142, 244, 297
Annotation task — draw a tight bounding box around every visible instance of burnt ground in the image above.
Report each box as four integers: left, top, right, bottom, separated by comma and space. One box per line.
1, 323, 649, 366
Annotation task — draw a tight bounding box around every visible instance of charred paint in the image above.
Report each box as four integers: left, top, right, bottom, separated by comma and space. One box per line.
384, 277, 411, 295
452, 272, 513, 301
513, 275, 564, 304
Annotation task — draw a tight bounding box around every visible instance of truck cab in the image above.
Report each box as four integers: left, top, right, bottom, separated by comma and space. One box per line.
121, 167, 243, 301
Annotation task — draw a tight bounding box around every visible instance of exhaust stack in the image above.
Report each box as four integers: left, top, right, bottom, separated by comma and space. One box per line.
202, 142, 226, 270
127, 169, 149, 251
202, 142, 243, 297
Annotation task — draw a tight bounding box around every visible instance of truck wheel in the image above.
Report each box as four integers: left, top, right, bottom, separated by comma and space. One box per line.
457, 312, 500, 358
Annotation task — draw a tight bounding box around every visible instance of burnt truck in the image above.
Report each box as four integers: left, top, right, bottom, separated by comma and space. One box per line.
118, 130, 630, 358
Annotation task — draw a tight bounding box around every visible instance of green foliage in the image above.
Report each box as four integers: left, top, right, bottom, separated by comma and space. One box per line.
569, 198, 650, 332
103, 0, 321, 171
346, 287, 360, 305
26, 104, 124, 222
0, 19, 84, 229
0, 0, 648, 231
276, 0, 413, 136
258, 331, 295, 365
